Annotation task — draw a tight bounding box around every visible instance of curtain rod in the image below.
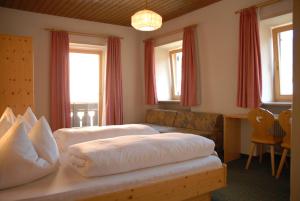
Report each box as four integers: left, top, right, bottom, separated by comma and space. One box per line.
44, 28, 124, 39
143, 24, 197, 42
235, 0, 281, 14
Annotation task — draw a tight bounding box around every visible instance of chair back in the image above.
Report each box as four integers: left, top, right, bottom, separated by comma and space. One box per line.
248, 108, 275, 140
278, 109, 292, 146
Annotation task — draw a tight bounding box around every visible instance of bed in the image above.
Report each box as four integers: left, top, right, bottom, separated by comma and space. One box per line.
0, 125, 226, 201
0, 155, 226, 201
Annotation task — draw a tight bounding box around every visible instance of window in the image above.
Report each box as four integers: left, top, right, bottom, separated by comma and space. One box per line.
169, 49, 182, 100
69, 48, 102, 127
272, 24, 293, 101
154, 40, 182, 101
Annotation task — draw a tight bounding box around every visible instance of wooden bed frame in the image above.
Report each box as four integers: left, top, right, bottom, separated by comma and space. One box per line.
79, 164, 227, 201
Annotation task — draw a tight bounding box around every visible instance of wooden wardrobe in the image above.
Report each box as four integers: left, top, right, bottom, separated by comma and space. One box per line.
0, 34, 34, 114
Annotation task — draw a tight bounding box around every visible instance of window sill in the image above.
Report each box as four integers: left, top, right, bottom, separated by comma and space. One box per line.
262, 101, 292, 106
158, 100, 180, 104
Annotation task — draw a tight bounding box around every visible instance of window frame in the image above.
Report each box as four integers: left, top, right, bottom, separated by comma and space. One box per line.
69, 48, 103, 124
169, 48, 182, 100
272, 24, 293, 102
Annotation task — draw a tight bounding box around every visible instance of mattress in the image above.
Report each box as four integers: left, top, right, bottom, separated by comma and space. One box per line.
0, 155, 222, 201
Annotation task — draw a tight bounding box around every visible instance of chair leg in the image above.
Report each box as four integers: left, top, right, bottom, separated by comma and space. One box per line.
259, 144, 263, 163
276, 149, 288, 179
270, 145, 275, 176
245, 143, 256, 170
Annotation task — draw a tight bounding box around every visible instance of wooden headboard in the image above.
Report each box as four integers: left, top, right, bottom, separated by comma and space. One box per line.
0, 34, 34, 114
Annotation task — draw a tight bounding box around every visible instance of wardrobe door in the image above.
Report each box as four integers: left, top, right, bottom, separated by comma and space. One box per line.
0, 34, 34, 114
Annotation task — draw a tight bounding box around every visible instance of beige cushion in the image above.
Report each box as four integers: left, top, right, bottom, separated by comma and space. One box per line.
145, 109, 177, 126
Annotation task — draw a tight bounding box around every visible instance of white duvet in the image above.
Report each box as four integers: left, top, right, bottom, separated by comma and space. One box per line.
54, 124, 159, 152
66, 133, 215, 177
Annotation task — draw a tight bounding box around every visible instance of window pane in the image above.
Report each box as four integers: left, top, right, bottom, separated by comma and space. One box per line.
278, 30, 293, 95
69, 52, 99, 103
174, 52, 182, 96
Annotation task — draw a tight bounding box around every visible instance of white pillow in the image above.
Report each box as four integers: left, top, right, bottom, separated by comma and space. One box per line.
0, 117, 12, 139
28, 116, 59, 164
15, 115, 32, 133
0, 107, 15, 124
0, 119, 58, 189
23, 107, 37, 127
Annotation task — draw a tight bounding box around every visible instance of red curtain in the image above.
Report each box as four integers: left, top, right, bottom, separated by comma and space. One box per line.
50, 31, 71, 131
181, 26, 197, 106
237, 7, 262, 108
105, 37, 123, 125
144, 39, 158, 104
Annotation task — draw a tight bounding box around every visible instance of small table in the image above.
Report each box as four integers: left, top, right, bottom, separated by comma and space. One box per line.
223, 114, 248, 162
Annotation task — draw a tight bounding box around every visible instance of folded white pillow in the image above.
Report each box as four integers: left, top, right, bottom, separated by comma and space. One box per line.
15, 115, 32, 133
0, 107, 16, 139
0, 117, 59, 189
0, 117, 12, 139
0, 107, 15, 124
23, 107, 37, 127
28, 117, 59, 164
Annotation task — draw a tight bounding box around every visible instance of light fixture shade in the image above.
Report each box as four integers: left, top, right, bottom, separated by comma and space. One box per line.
131, 9, 162, 31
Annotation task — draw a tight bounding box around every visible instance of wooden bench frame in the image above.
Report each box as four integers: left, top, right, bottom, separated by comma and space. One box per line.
79, 164, 227, 201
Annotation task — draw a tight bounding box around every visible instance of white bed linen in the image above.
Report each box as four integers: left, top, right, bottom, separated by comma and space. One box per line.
54, 124, 159, 152
0, 155, 222, 201
67, 133, 215, 177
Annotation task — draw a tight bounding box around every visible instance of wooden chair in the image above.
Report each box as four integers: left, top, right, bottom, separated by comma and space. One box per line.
276, 109, 292, 179
245, 108, 282, 176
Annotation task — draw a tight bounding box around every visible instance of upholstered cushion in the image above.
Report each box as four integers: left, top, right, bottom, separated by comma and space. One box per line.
173, 111, 194, 128
145, 109, 223, 150
174, 111, 222, 131
145, 109, 177, 127
189, 113, 222, 131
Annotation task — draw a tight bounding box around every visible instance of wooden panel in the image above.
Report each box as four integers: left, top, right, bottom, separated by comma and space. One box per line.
0, 34, 34, 114
79, 164, 226, 201
0, 0, 221, 26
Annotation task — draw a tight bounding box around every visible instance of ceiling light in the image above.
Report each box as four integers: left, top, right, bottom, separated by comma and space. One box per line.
131, 9, 162, 31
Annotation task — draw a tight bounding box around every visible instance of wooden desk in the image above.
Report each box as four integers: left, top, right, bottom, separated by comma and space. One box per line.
224, 113, 279, 162
223, 114, 248, 162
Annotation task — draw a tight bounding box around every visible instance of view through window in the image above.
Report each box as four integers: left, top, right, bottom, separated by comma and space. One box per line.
272, 24, 293, 101
69, 50, 101, 127
169, 49, 182, 99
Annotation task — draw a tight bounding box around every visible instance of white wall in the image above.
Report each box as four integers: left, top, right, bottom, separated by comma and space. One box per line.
142, 0, 292, 115
0, 7, 144, 124
142, 0, 257, 114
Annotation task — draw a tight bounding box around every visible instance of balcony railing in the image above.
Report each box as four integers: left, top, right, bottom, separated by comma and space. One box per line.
71, 103, 98, 127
